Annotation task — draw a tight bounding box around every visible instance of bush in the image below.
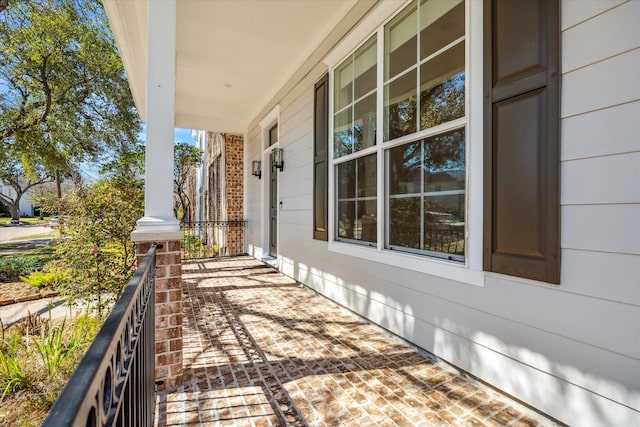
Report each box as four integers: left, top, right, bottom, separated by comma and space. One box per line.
0, 257, 44, 282
55, 179, 142, 315
19, 268, 69, 289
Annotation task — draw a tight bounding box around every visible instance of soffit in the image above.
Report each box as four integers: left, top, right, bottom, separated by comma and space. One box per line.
104, 0, 367, 134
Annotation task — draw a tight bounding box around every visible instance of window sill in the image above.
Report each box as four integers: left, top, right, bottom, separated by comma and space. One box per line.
328, 241, 485, 287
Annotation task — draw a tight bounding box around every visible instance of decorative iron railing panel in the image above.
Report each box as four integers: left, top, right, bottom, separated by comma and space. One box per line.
181, 220, 247, 259
41, 246, 157, 427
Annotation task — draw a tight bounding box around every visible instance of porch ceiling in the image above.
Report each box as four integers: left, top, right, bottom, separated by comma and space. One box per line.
103, 0, 363, 134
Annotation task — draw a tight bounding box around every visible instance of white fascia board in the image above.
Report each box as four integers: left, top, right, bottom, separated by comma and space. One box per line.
102, 0, 148, 122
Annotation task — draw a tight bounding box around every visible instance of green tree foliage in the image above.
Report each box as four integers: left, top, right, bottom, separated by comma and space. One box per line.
100, 139, 145, 185
0, 0, 142, 217
55, 174, 143, 314
174, 142, 203, 222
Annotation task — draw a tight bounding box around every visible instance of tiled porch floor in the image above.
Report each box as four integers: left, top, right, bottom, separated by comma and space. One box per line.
155, 256, 560, 427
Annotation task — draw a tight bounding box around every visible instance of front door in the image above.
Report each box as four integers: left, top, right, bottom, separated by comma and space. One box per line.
269, 150, 278, 257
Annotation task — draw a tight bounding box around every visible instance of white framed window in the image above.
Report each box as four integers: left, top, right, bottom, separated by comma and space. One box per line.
326, 0, 484, 286
333, 35, 378, 246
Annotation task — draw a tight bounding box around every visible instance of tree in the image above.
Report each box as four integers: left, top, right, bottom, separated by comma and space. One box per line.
100, 139, 145, 185
55, 175, 143, 314
29, 180, 72, 218
174, 142, 203, 222
0, 155, 53, 220
0, 0, 141, 188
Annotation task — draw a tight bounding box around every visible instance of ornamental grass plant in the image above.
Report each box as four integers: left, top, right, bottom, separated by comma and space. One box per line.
0, 312, 102, 426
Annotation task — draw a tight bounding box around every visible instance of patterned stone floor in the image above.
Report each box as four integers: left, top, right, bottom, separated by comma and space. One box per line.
155, 256, 561, 427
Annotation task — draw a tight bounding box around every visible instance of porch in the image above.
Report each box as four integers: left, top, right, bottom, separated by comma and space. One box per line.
155, 256, 558, 426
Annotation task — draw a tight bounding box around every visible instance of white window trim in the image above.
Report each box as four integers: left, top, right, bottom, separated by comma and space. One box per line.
325, 0, 485, 287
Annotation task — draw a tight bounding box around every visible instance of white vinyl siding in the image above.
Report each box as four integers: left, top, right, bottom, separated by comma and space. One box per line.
244, 1, 640, 424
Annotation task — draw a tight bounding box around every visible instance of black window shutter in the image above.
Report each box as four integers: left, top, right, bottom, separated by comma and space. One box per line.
313, 73, 329, 241
483, 0, 560, 283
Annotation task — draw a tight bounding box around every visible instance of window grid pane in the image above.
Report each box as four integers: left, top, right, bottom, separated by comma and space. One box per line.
384, 0, 466, 142
386, 128, 465, 260
336, 153, 377, 244
334, 35, 377, 159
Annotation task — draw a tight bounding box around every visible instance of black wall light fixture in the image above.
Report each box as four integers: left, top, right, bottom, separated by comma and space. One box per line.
252, 160, 261, 179
272, 148, 284, 172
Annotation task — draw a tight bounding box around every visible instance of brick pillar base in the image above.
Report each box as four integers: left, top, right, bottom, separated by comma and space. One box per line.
135, 240, 183, 389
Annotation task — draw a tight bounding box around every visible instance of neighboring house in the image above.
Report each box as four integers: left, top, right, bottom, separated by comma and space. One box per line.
192, 130, 245, 255
0, 181, 34, 217
104, 0, 639, 424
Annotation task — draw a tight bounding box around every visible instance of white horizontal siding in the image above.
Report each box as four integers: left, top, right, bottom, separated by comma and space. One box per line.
561, 249, 640, 305
245, 126, 263, 251
561, 152, 640, 205
561, 48, 640, 118
561, 0, 626, 30
561, 100, 640, 161
562, 0, 639, 72
279, 194, 312, 212
562, 204, 640, 254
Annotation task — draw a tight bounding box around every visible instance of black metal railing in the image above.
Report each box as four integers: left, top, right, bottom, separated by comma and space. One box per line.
181, 220, 247, 260
425, 226, 465, 255
42, 246, 157, 427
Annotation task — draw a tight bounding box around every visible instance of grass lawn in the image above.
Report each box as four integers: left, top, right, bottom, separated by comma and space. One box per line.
0, 242, 57, 258
10, 232, 60, 241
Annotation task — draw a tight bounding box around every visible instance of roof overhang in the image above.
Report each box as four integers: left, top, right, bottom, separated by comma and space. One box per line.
103, 0, 379, 134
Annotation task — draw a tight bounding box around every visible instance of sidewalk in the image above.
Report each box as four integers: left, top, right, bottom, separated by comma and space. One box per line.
0, 296, 71, 327
155, 256, 562, 426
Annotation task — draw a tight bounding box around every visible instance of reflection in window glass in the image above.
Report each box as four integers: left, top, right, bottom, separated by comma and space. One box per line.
354, 38, 377, 99
332, 0, 467, 263
385, 2, 417, 81
420, 0, 464, 60
387, 128, 465, 259
420, 42, 465, 129
334, 58, 353, 112
334, 107, 353, 158
384, 0, 465, 142
336, 154, 377, 244
354, 93, 377, 152
384, 70, 417, 141
334, 35, 377, 159
269, 124, 278, 146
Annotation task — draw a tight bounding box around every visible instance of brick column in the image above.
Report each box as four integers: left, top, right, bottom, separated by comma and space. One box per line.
135, 239, 183, 389
225, 133, 245, 254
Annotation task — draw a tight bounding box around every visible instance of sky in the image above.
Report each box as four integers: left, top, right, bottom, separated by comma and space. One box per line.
174, 128, 197, 146
137, 125, 197, 146
80, 127, 197, 182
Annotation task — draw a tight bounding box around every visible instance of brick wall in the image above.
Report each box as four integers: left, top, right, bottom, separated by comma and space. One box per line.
224, 134, 244, 220
200, 132, 245, 255
135, 240, 183, 389
224, 134, 244, 254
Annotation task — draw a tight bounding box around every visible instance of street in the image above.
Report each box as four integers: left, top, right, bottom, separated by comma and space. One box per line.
0, 225, 54, 243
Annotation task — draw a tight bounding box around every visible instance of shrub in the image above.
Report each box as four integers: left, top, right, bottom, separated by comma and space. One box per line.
55, 179, 142, 315
19, 268, 69, 289
0, 257, 43, 282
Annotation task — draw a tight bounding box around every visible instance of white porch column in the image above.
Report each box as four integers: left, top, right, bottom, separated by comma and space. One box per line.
132, 0, 181, 239
132, 0, 183, 389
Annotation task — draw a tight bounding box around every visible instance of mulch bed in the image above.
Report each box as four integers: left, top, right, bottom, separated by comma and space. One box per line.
0, 281, 59, 306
